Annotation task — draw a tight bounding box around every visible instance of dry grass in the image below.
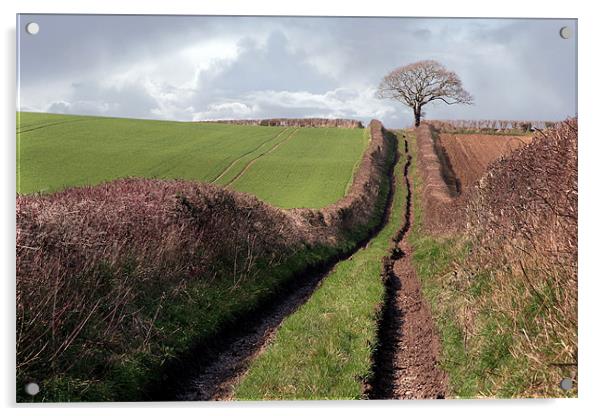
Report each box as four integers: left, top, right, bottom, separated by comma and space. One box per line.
410, 119, 577, 398
461, 118, 577, 396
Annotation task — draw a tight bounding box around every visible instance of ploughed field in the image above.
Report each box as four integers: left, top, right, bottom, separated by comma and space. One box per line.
439, 133, 532, 192
17, 112, 368, 208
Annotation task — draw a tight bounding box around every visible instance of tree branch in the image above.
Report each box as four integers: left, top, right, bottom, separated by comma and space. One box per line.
376, 60, 474, 125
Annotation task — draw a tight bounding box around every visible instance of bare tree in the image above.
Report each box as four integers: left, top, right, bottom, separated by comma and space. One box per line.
377, 60, 473, 127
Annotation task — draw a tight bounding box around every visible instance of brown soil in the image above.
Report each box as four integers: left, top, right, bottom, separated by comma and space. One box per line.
366, 135, 446, 400
415, 125, 532, 235
439, 133, 532, 193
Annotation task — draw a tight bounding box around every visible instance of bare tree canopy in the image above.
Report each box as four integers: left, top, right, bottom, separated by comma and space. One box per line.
377, 60, 473, 127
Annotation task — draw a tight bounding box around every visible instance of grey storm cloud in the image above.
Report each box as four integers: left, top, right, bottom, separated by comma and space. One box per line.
204, 31, 337, 94
17, 15, 577, 127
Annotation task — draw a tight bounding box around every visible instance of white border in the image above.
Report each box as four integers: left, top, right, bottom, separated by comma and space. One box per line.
2, 1, 599, 415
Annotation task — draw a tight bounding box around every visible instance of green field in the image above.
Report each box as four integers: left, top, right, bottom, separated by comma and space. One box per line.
229, 128, 368, 208
17, 112, 367, 208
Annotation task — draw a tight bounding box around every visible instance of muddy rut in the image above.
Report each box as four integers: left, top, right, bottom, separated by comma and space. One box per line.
177, 263, 331, 400
366, 135, 447, 400
148, 131, 445, 401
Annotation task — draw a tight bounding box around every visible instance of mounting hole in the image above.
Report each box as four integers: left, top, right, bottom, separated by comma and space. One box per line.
559, 26, 571, 39
559, 378, 573, 391
24, 382, 40, 396
25, 22, 40, 35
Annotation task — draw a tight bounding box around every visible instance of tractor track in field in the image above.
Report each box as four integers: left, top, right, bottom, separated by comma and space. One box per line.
225, 128, 300, 188
211, 128, 292, 184
145, 131, 399, 402
16, 117, 93, 134
366, 135, 447, 400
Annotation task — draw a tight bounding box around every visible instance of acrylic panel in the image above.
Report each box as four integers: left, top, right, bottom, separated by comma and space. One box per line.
16, 14, 577, 402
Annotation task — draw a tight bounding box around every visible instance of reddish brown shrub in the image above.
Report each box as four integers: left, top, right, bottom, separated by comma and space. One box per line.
466, 118, 577, 273
16, 180, 307, 375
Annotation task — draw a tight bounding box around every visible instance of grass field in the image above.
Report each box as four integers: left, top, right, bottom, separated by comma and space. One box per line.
233, 133, 402, 400
17, 112, 367, 208
230, 128, 368, 208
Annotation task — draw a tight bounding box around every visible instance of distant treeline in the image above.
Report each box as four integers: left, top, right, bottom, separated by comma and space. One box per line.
201, 118, 364, 129
427, 119, 559, 133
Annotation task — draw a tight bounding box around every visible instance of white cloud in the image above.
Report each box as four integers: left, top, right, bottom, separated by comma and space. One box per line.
245, 87, 398, 120
188, 86, 400, 124
18, 16, 577, 127
193, 102, 256, 120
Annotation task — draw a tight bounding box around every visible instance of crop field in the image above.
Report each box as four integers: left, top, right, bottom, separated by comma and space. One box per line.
229, 128, 368, 208
17, 112, 367, 208
439, 133, 532, 192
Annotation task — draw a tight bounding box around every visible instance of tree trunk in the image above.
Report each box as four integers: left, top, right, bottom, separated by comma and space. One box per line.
414, 107, 421, 127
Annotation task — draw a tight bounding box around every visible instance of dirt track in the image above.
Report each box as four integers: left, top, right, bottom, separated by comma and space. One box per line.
147, 126, 399, 401
178, 259, 339, 400
179, 131, 446, 401
367, 134, 447, 400
145, 126, 446, 401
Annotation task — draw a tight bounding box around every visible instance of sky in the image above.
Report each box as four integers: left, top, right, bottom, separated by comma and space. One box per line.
17, 15, 577, 128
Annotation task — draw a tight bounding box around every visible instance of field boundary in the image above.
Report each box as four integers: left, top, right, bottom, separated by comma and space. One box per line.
203, 118, 363, 129
414, 123, 462, 233
415, 124, 456, 202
